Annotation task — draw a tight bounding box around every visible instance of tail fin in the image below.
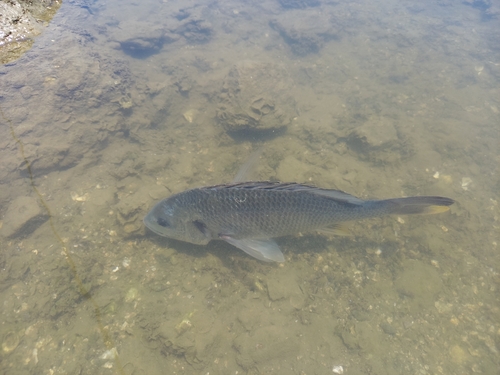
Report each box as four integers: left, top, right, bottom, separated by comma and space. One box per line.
381, 196, 454, 215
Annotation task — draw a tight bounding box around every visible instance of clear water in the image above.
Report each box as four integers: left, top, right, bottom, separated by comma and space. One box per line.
0, 0, 498, 374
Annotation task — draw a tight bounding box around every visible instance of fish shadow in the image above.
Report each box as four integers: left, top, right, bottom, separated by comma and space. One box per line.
145, 234, 208, 260
144, 231, 399, 268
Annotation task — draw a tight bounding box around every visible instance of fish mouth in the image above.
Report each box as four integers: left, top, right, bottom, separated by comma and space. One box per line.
143, 217, 165, 237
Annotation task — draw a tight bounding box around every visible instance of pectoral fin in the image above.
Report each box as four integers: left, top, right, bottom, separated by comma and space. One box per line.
220, 236, 285, 263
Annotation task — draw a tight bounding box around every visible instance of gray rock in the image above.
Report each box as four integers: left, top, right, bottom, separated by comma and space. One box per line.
279, 0, 321, 9
336, 117, 414, 164
394, 260, 443, 312
380, 321, 397, 335
111, 21, 179, 58
1, 196, 48, 238
176, 18, 213, 44
233, 326, 299, 371
216, 61, 296, 134
270, 11, 340, 55
347, 119, 399, 149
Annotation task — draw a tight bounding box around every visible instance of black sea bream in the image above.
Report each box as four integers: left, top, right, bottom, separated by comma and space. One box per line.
144, 181, 454, 262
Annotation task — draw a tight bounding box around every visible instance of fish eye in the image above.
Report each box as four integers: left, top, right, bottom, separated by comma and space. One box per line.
157, 217, 170, 228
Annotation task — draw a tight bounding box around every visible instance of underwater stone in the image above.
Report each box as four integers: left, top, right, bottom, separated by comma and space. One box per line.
1, 196, 48, 238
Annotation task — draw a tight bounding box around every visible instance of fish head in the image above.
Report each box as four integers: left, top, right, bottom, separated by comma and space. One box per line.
143, 197, 211, 245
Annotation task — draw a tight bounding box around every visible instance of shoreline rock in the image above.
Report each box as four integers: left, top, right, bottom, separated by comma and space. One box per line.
0, 0, 61, 64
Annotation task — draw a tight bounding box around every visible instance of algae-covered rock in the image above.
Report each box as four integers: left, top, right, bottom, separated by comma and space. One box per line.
110, 21, 178, 58
216, 61, 296, 135
233, 326, 299, 371
1, 196, 48, 238
270, 11, 340, 56
394, 259, 443, 311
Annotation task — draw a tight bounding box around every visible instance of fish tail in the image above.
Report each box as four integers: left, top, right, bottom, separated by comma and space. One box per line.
374, 196, 455, 215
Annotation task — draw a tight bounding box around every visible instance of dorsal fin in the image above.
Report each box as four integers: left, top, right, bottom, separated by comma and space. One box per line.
232, 148, 264, 183
202, 181, 365, 205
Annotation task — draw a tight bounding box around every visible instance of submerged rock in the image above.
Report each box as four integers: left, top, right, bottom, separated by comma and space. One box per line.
279, 0, 321, 9
270, 11, 340, 56
111, 21, 179, 58
1, 196, 48, 238
216, 61, 296, 135
394, 260, 443, 311
233, 326, 300, 371
176, 18, 213, 44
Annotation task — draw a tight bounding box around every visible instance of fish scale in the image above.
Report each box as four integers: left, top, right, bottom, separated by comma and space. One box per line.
183, 186, 356, 238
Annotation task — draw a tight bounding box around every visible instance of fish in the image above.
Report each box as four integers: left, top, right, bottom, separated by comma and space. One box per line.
144, 181, 454, 262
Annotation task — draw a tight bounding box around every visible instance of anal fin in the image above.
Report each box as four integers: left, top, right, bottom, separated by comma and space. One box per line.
316, 223, 352, 237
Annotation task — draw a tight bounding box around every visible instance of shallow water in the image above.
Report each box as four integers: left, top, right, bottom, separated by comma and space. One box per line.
0, 0, 499, 374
